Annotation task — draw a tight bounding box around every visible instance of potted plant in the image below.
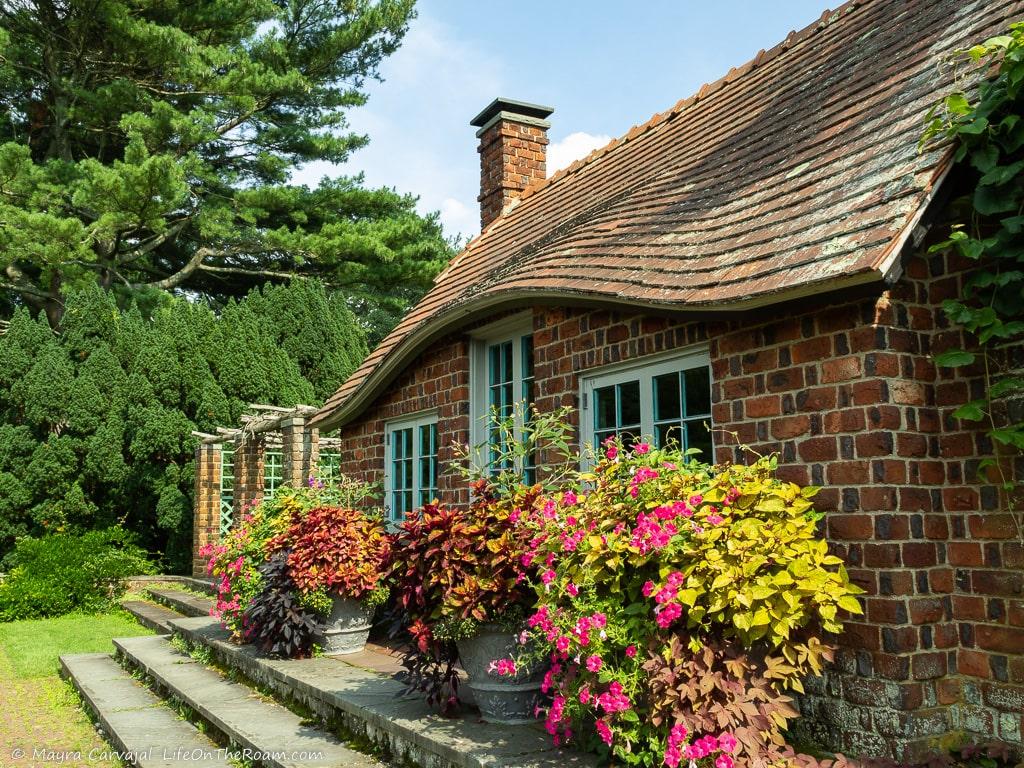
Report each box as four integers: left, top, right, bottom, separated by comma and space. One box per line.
392, 406, 577, 723
392, 484, 544, 723
274, 504, 392, 655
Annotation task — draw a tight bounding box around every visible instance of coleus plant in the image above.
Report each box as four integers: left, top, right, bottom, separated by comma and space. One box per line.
390, 481, 542, 713
242, 552, 321, 659
270, 505, 392, 602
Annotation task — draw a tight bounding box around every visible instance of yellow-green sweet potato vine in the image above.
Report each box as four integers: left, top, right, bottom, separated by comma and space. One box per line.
517, 440, 863, 767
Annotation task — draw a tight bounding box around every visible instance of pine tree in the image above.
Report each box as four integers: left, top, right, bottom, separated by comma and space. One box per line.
0, 0, 452, 337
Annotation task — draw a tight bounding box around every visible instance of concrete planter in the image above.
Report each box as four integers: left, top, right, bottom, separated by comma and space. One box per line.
456, 625, 543, 725
320, 596, 373, 655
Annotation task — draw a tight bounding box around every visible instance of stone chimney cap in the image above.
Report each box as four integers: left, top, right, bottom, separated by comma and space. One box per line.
470, 98, 554, 135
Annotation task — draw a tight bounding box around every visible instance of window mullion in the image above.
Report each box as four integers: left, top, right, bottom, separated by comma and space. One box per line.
640, 372, 654, 442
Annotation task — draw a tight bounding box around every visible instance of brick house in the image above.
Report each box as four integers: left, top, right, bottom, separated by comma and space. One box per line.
308, 0, 1024, 760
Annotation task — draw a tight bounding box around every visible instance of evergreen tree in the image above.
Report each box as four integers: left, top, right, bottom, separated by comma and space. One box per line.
0, 0, 452, 338
0, 281, 362, 571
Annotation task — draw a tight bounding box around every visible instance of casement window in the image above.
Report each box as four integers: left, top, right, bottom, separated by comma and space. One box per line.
470, 315, 536, 483
384, 412, 439, 522
580, 348, 713, 460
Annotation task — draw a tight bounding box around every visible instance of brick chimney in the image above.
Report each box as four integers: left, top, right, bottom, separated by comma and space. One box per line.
470, 98, 554, 229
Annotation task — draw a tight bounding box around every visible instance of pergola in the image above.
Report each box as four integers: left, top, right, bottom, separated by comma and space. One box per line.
190, 404, 342, 577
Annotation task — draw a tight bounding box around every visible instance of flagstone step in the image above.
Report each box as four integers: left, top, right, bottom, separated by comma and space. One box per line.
121, 600, 185, 634
131, 575, 218, 596
113, 634, 386, 768
146, 587, 215, 618
168, 615, 598, 768
59, 652, 230, 767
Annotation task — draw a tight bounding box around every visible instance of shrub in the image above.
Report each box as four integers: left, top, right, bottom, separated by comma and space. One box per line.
510, 439, 862, 768
0, 527, 152, 621
241, 553, 322, 658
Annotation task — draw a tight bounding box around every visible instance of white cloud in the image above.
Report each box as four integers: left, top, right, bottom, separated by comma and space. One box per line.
290, 14, 503, 243
439, 197, 477, 243
547, 131, 613, 174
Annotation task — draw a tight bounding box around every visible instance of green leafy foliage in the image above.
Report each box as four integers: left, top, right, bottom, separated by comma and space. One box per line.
922, 22, 1024, 486
0, 0, 453, 340
0, 527, 153, 621
0, 282, 366, 571
512, 438, 862, 768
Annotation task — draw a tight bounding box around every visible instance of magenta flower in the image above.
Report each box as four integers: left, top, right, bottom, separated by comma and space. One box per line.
585, 654, 602, 672
717, 733, 737, 753
625, 644, 637, 658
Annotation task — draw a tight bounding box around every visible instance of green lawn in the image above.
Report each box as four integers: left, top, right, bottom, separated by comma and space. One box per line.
0, 609, 151, 677
0, 608, 153, 767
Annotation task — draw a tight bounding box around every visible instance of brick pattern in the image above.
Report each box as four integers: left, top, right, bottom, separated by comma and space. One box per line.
335, 333, 473, 510
232, 433, 265, 514
281, 416, 319, 489
477, 119, 548, 229
333, 250, 1021, 759
191, 443, 221, 577
708, 248, 1021, 759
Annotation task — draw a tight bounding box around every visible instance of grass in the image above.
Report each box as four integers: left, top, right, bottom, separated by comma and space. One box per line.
0, 609, 151, 678
0, 608, 154, 767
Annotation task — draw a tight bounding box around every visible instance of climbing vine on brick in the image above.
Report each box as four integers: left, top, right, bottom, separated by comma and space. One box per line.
923, 24, 1024, 497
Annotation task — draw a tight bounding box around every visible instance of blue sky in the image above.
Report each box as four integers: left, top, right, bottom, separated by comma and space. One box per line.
293, 0, 832, 241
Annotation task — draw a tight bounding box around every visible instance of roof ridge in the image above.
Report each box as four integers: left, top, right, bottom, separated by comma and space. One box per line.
513, 0, 865, 205
434, 0, 864, 285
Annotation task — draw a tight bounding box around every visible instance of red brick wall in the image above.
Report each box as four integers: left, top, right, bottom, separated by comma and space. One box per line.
334, 249, 1021, 760
334, 332, 473, 508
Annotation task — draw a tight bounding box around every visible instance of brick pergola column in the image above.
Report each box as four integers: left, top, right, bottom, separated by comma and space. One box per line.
281, 415, 319, 489
233, 433, 266, 514
192, 442, 221, 577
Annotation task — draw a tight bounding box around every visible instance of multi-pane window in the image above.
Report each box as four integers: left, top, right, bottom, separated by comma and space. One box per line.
385, 413, 439, 523
472, 319, 535, 481
418, 422, 439, 507
582, 349, 713, 460
488, 340, 515, 469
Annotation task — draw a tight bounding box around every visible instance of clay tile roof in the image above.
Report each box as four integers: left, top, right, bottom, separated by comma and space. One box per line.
314, 0, 1023, 429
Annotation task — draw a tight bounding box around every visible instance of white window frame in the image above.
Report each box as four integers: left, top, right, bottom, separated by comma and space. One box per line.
578, 346, 713, 466
468, 313, 534, 472
383, 410, 439, 523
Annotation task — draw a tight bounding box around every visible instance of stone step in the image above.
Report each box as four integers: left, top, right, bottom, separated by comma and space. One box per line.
121, 600, 185, 634
59, 652, 231, 767
146, 587, 215, 618
114, 634, 385, 768
131, 575, 218, 596
169, 616, 598, 768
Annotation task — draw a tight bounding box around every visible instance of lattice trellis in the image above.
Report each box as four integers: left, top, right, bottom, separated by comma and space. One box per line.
319, 449, 341, 482
219, 446, 235, 537
264, 450, 283, 497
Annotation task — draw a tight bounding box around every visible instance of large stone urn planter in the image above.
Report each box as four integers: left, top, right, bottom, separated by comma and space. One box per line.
456, 625, 543, 724
320, 596, 373, 655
